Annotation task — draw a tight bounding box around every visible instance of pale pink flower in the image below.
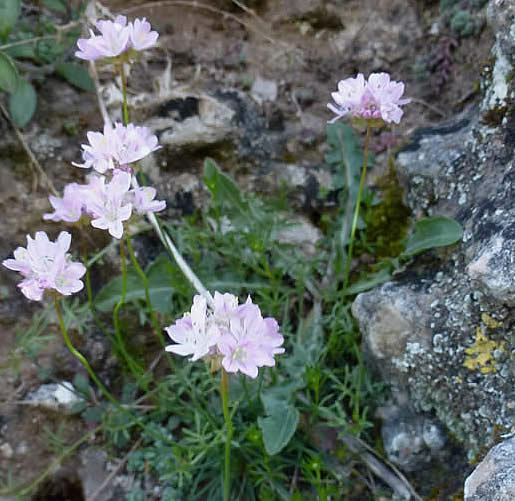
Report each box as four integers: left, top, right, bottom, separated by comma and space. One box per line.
43, 183, 86, 223
86, 172, 133, 239
73, 124, 119, 173
53, 254, 88, 296
76, 16, 131, 61
113, 123, 160, 167
165, 295, 220, 361
212, 291, 239, 325
129, 18, 159, 51
218, 303, 280, 379
164, 291, 284, 379
2, 231, 85, 301
75, 16, 158, 61
73, 123, 159, 174
328, 72, 410, 125
128, 186, 166, 215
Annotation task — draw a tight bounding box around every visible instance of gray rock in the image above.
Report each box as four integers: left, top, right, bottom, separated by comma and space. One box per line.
464, 436, 515, 501
275, 215, 322, 256
0, 443, 13, 459
78, 448, 115, 501
352, 0, 515, 460
24, 381, 83, 413
146, 94, 235, 149
380, 407, 446, 471
351, 281, 433, 389
467, 234, 515, 306
251, 76, 278, 104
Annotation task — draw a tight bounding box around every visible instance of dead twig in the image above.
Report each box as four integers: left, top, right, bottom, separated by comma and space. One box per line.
340, 433, 424, 501
0, 21, 81, 51
89, 437, 143, 501
0, 101, 57, 196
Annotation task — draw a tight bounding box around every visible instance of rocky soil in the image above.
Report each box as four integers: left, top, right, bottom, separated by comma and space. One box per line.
0, 0, 505, 499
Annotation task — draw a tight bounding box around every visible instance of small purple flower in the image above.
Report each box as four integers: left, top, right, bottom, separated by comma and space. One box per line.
165, 295, 220, 361
164, 292, 284, 378
76, 15, 131, 61
328, 72, 410, 125
218, 301, 285, 378
73, 123, 160, 174
75, 16, 158, 61
73, 125, 118, 173
212, 291, 239, 324
114, 123, 160, 167
43, 183, 86, 223
128, 186, 166, 215
86, 172, 133, 239
2, 231, 86, 301
129, 18, 159, 51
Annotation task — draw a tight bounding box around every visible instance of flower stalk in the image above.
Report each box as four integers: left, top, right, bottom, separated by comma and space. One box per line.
344, 125, 371, 290
221, 369, 233, 501
54, 294, 124, 410
113, 236, 142, 377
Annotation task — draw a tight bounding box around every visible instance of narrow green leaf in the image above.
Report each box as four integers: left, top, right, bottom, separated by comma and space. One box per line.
43, 0, 66, 12
402, 216, 463, 257
0, 51, 18, 93
6, 43, 36, 60
95, 255, 176, 314
325, 122, 374, 195
8, 78, 36, 127
344, 266, 393, 295
55, 62, 95, 92
258, 403, 299, 455
0, 0, 21, 41
202, 157, 249, 215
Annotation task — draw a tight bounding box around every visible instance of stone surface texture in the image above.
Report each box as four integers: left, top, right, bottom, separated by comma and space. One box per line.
352, 0, 515, 466
464, 435, 515, 501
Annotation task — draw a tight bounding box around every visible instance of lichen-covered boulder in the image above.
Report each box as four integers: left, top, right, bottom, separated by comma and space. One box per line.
352, 0, 515, 465
464, 436, 515, 501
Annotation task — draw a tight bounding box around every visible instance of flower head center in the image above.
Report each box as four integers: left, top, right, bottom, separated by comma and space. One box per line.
232, 346, 247, 362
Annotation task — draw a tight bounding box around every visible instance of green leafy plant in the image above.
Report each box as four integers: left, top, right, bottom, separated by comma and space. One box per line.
0, 0, 91, 127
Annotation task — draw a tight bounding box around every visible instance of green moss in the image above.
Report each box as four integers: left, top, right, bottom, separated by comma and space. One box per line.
363, 157, 411, 259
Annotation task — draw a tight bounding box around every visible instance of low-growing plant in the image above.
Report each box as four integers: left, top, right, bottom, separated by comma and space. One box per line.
0, 8, 465, 501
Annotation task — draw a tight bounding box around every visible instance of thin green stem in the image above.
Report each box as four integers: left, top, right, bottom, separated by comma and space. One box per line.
55, 296, 127, 412
113, 238, 142, 377
120, 62, 129, 125
53, 296, 177, 447
81, 237, 113, 343
125, 233, 160, 336
344, 126, 371, 290
125, 233, 177, 375
221, 369, 233, 501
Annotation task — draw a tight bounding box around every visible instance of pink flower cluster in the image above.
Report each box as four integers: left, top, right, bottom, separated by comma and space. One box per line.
3, 17, 165, 303
76, 16, 158, 61
44, 171, 166, 239
165, 292, 285, 379
2, 232, 86, 301
328, 72, 410, 125
73, 123, 160, 174
44, 122, 165, 239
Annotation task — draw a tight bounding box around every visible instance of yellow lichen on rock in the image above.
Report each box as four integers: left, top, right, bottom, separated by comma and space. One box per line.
480, 312, 503, 329
464, 326, 505, 374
